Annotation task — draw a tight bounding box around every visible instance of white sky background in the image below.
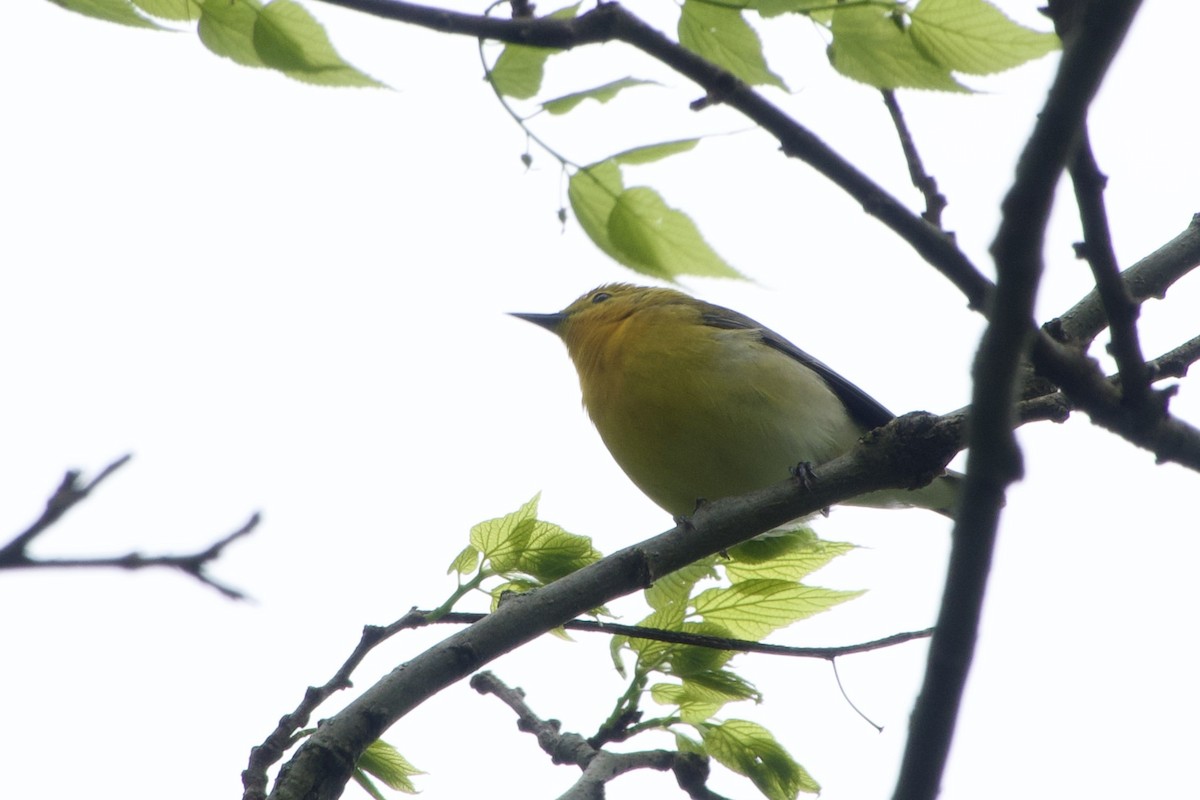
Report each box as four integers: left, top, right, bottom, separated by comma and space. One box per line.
2, 2, 1198, 799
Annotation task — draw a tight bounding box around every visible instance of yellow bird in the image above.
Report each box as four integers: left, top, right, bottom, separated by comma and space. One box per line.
513, 283, 959, 518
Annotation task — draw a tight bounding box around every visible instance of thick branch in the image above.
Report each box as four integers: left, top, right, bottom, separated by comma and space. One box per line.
892, 5, 1144, 800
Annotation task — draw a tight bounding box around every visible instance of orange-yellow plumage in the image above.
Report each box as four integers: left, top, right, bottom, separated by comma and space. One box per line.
513, 284, 959, 518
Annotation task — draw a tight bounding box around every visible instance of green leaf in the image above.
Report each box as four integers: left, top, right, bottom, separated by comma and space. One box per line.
254, 0, 384, 87
447, 544, 480, 576
654, 668, 760, 722
747, 0, 832, 20
909, 0, 1059, 75
512, 521, 602, 582
568, 160, 627, 263
197, 0, 383, 86
197, 0, 268, 67
678, 1, 786, 89
355, 739, 423, 794
136, 0, 198, 20
49, 0, 164, 29
608, 186, 741, 280
644, 559, 717, 612
612, 138, 700, 166
488, 2, 580, 98
700, 719, 819, 798
651, 681, 724, 723
663, 621, 738, 676
692, 579, 862, 640
542, 78, 659, 115
617, 606, 689, 674
489, 577, 541, 610
724, 531, 856, 583
469, 494, 541, 568
828, 5, 968, 91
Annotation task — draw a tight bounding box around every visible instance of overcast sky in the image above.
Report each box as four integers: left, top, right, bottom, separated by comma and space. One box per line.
2, 2, 1198, 799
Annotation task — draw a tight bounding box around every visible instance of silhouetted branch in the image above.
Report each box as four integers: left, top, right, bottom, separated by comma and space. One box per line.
882, 90, 947, 228
471, 671, 730, 800
893, 5, 1144, 800
0, 455, 256, 599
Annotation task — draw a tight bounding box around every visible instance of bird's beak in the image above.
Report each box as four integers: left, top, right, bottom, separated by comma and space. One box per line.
509, 311, 567, 334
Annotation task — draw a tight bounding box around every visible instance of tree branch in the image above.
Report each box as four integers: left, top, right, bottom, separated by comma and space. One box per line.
426, 611, 934, 660
260, 410, 967, 800
1051, 213, 1200, 346
0, 455, 256, 599
1067, 125, 1154, 407
892, 5, 1144, 800
471, 671, 729, 800
881, 90, 947, 228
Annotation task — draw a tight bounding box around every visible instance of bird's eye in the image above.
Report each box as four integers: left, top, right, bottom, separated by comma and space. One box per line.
591, 292, 611, 304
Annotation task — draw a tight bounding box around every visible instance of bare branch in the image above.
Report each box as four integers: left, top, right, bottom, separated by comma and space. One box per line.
1067, 126, 1154, 406
881, 90, 947, 228
0, 454, 132, 561
471, 671, 729, 800
242, 609, 430, 800
893, 5, 1144, 800
1051, 213, 1200, 346
425, 610, 932, 660
0, 455, 256, 599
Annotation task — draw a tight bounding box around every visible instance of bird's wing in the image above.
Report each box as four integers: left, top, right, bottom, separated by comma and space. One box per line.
700, 305, 896, 431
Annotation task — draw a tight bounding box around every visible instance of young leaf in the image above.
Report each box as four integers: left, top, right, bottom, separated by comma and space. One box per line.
748, 0, 832, 20
700, 719, 819, 798
254, 0, 385, 87
724, 531, 856, 583
607, 186, 742, 280
612, 138, 700, 166
678, 1, 786, 90
197, 0, 266, 68
542, 78, 659, 115
644, 559, 717, 612
568, 160, 627, 260
136, 0, 198, 20
489, 577, 541, 610
447, 544, 481, 576
655, 668, 761, 722
909, 0, 1059, 75
50, 0, 163, 29
469, 494, 541, 567
692, 579, 863, 640
828, 5, 968, 91
488, 2, 580, 98
512, 521, 602, 582
663, 621, 738, 676
355, 739, 423, 795
651, 681, 724, 723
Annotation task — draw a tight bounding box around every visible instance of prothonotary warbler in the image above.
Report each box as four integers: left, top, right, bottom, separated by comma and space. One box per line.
512, 283, 960, 518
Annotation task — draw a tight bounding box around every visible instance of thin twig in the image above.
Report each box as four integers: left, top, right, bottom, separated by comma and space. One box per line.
1067, 125, 1155, 408
425, 610, 933, 659
471, 671, 730, 800
0, 455, 256, 599
242, 609, 429, 800
881, 89, 947, 228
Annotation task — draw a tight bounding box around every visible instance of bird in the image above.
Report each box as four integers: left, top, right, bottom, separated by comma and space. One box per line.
511, 283, 960, 520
